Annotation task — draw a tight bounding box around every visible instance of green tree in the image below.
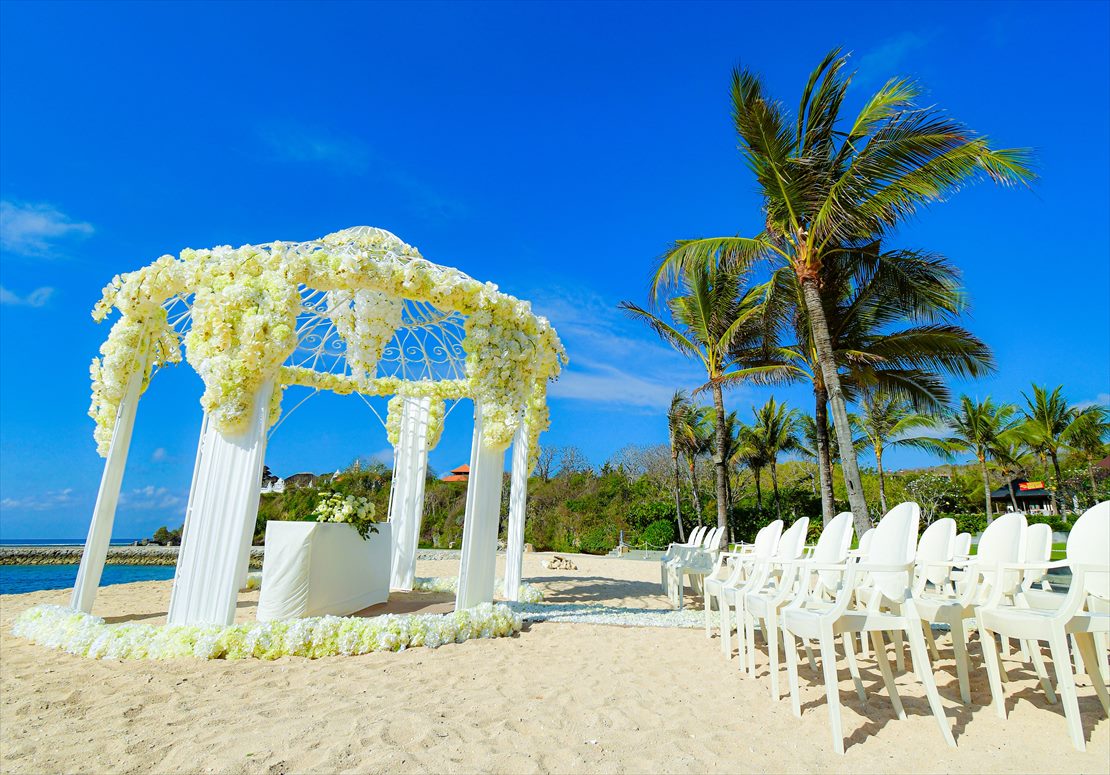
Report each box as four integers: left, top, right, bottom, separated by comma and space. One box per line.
666, 390, 691, 540
942, 396, 1021, 523
621, 259, 769, 539
652, 49, 1033, 535
1021, 385, 1107, 514
747, 397, 801, 520
856, 388, 946, 514
1062, 405, 1109, 506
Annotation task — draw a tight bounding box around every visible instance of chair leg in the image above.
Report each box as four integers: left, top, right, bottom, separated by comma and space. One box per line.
783, 627, 802, 718
767, 610, 781, 700
892, 630, 906, 673
1026, 639, 1057, 704
804, 641, 817, 672
719, 594, 732, 657
1073, 632, 1110, 716
843, 631, 866, 702
950, 617, 972, 706
904, 623, 956, 748
981, 628, 1007, 719
871, 631, 905, 719
923, 621, 940, 661
1071, 634, 1085, 680
818, 628, 845, 754
744, 607, 757, 675
1048, 628, 1086, 751
703, 586, 714, 638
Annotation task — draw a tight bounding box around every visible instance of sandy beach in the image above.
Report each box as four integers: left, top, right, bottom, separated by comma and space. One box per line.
1, 552, 1107, 774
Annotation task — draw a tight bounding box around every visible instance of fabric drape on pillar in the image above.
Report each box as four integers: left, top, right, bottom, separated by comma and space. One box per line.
502, 414, 529, 601
167, 380, 274, 626
388, 396, 431, 590
455, 404, 506, 610
70, 359, 146, 614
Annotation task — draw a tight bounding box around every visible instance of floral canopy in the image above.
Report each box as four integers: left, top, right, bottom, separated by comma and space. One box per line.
88, 226, 566, 464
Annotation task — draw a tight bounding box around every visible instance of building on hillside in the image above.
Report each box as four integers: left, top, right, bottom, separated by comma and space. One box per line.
441, 464, 470, 483
990, 478, 1053, 515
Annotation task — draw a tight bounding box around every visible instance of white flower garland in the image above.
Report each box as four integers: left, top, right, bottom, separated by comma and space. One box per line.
12, 602, 522, 660
412, 576, 545, 604
90, 226, 566, 463
385, 397, 447, 450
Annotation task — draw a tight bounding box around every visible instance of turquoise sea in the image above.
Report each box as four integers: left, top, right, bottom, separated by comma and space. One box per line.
0, 565, 176, 595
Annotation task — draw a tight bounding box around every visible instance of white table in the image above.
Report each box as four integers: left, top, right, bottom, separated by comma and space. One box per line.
257, 521, 392, 621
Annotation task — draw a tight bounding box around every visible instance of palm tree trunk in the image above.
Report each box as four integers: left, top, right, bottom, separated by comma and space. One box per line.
1007, 475, 1019, 512
671, 453, 685, 542
980, 454, 992, 524
710, 381, 730, 540
814, 387, 835, 525
876, 444, 887, 515
754, 468, 763, 514
687, 456, 703, 526
771, 457, 782, 519
800, 278, 870, 536
1050, 451, 1063, 517
1089, 458, 1099, 507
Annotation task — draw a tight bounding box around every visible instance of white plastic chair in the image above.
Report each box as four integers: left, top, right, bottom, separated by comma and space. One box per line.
707, 520, 782, 653
745, 512, 852, 700
977, 501, 1110, 751
668, 527, 723, 608
780, 502, 956, 754
660, 526, 704, 594
731, 517, 810, 677
913, 514, 1034, 705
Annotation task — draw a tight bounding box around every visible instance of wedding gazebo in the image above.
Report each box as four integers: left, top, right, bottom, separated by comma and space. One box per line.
72, 226, 565, 626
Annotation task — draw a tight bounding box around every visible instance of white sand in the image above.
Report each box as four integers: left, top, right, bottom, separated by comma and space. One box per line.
1, 553, 1107, 773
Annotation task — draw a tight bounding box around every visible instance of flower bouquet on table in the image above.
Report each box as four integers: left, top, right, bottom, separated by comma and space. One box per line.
311, 492, 380, 539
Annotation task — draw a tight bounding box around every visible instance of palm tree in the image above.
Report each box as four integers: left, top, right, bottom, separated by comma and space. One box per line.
676, 401, 713, 525
1021, 385, 1106, 514
620, 259, 769, 537
652, 49, 1033, 532
1062, 405, 1109, 506
666, 391, 690, 541
750, 397, 801, 519
856, 388, 946, 513
942, 396, 1020, 523
733, 420, 770, 516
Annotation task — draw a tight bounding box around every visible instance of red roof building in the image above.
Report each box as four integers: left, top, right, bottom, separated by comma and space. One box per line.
441, 464, 470, 482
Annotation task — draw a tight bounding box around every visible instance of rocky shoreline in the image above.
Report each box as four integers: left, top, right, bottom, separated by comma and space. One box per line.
0, 546, 461, 568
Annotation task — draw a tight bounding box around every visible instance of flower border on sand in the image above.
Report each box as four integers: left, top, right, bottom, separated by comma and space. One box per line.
12, 602, 521, 660
413, 576, 545, 604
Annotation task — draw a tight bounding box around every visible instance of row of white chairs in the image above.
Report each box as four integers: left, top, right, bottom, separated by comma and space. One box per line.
698, 501, 1109, 754
659, 525, 725, 608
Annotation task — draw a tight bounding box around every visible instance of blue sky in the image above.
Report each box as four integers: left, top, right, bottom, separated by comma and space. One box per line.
1, 1, 1107, 539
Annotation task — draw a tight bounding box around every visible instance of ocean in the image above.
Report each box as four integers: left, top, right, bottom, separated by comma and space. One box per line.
0, 539, 140, 546
0, 564, 177, 595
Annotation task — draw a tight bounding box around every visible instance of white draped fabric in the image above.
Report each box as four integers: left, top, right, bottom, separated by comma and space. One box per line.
502, 415, 529, 601
70, 359, 146, 614
455, 405, 506, 610
167, 381, 274, 626
388, 396, 431, 591
257, 521, 392, 620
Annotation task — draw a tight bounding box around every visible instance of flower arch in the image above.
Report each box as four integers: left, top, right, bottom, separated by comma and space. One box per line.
72, 226, 565, 626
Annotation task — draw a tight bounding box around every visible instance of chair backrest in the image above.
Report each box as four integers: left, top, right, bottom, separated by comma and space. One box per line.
916, 518, 956, 587
687, 526, 705, 546
774, 517, 810, 561
867, 502, 921, 600
1023, 522, 1052, 587
953, 532, 972, 558
975, 511, 1027, 598
812, 512, 854, 589
857, 528, 875, 557
1067, 501, 1110, 602
702, 526, 724, 550
752, 520, 784, 559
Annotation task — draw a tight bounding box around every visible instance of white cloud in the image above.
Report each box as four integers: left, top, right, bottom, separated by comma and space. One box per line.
855, 33, 931, 85
0, 285, 54, 307
549, 358, 682, 410
151, 447, 168, 462
0, 200, 93, 256
1074, 393, 1110, 410
0, 488, 76, 512
260, 124, 370, 173
118, 486, 183, 511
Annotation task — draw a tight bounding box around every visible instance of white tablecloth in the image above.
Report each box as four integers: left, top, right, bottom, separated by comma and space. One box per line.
257, 521, 392, 621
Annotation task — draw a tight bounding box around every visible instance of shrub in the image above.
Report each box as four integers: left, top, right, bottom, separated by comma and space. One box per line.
640, 519, 675, 550
577, 525, 615, 555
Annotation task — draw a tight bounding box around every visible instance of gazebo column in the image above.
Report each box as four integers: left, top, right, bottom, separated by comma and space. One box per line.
167, 380, 274, 626
70, 360, 146, 614
388, 396, 431, 591
455, 404, 506, 610
502, 414, 530, 601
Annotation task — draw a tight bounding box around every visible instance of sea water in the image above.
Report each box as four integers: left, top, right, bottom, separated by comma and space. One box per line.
0, 564, 176, 595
